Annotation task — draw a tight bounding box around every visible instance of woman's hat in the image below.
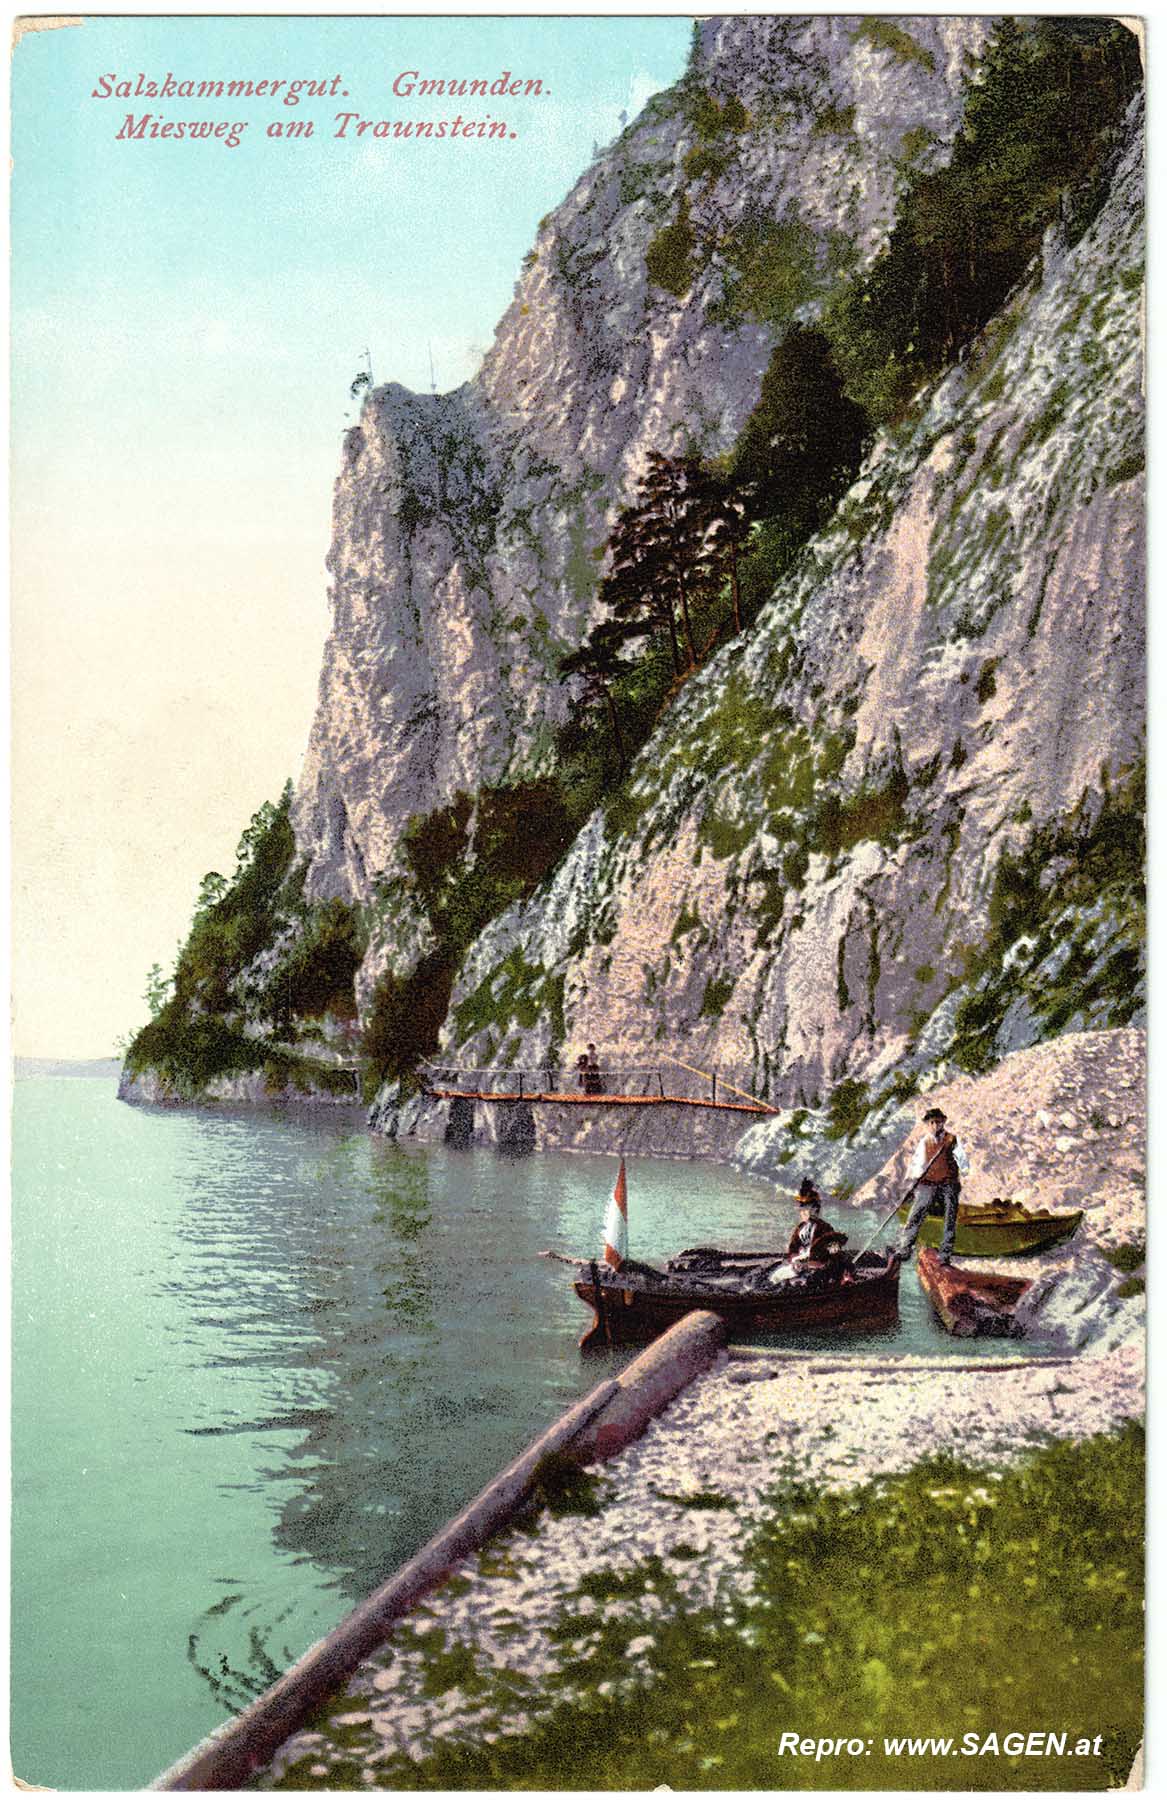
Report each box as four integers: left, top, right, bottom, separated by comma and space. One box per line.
797, 1178, 821, 1208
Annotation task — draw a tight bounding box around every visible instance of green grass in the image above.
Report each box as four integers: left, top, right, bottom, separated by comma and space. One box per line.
575, 1555, 672, 1604
1107, 451, 1144, 488
698, 809, 756, 862
646, 194, 697, 297
975, 660, 999, 704
699, 973, 736, 1019
653, 1488, 739, 1511
899, 125, 937, 166
364, 780, 579, 1086
453, 949, 562, 1043
683, 141, 732, 183
273, 1423, 1144, 1791
671, 901, 704, 944
527, 1453, 610, 1521
823, 1076, 871, 1141
809, 759, 911, 858
812, 101, 856, 137
713, 212, 818, 328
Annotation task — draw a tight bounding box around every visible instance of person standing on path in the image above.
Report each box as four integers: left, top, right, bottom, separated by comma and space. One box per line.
583, 1043, 604, 1095
896, 1106, 970, 1265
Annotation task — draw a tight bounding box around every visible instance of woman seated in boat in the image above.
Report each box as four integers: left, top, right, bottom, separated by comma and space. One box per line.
785, 1180, 849, 1283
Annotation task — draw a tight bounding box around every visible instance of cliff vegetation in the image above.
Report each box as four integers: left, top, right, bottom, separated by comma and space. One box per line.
122, 16, 1144, 1140
124, 785, 366, 1100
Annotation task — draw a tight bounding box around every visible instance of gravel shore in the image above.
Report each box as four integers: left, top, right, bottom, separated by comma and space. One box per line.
252, 1028, 1145, 1785
257, 1330, 1144, 1786
857, 1027, 1145, 1253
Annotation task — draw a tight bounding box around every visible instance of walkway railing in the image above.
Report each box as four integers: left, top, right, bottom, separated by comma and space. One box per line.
420, 1061, 777, 1113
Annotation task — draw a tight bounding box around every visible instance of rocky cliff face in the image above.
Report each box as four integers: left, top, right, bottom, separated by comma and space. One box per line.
399, 87, 1144, 1164
130, 19, 1145, 1158
293, 15, 992, 908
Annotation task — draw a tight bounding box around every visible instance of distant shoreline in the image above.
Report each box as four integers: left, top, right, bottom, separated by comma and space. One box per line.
14, 1057, 123, 1080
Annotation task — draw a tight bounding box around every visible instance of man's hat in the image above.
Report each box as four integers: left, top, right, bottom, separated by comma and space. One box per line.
924, 1106, 947, 1124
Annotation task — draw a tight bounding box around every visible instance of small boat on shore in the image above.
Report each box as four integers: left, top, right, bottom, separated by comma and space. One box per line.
895, 1195, 1083, 1257
916, 1247, 1033, 1338
573, 1248, 900, 1350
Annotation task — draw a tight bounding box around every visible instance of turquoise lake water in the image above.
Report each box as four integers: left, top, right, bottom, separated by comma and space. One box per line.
12, 1074, 1030, 1789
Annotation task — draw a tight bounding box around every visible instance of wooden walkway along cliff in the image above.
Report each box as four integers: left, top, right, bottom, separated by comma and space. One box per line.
421, 1061, 780, 1116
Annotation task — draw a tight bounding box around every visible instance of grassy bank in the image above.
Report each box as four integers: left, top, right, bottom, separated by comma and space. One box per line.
268, 1421, 1143, 1791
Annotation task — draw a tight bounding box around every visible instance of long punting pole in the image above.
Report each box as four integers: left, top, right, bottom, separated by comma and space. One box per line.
854, 1141, 953, 1260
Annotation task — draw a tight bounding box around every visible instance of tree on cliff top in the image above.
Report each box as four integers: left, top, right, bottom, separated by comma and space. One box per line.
823, 16, 1141, 422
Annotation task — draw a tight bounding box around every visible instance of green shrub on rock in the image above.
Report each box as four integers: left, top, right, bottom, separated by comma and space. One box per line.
362, 781, 579, 1091
646, 194, 697, 297
823, 17, 1141, 424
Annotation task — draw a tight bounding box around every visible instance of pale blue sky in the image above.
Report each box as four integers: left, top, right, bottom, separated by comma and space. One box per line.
11, 14, 691, 1056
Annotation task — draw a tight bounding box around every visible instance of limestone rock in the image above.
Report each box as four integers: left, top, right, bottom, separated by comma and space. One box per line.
414, 82, 1143, 1116
147, 21, 1144, 1140
1012, 1253, 1133, 1353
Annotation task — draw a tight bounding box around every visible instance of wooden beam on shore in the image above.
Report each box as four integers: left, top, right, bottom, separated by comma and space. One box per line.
152, 1380, 619, 1791
153, 1313, 728, 1792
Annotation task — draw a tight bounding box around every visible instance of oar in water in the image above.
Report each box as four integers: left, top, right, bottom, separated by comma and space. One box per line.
854, 1140, 953, 1263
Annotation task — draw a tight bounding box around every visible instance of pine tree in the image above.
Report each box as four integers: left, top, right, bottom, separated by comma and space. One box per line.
732, 327, 868, 535
696, 469, 751, 635
559, 620, 633, 774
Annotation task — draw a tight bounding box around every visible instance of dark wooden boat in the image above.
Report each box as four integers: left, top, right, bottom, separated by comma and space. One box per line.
895, 1195, 1083, 1257
916, 1247, 1033, 1338
574, 1248, 899, 1350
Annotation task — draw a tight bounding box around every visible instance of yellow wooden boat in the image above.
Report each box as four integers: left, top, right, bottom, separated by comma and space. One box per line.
896, 1196, 1083, 1257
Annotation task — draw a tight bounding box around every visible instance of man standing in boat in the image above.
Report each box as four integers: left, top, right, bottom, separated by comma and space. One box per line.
895, 1106, 970, 1266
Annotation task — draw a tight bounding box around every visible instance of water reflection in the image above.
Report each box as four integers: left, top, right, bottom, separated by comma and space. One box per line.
174, 1130, 1022, 1631
13, 1079, 1046, 1786
170, 1125, 618, 1712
